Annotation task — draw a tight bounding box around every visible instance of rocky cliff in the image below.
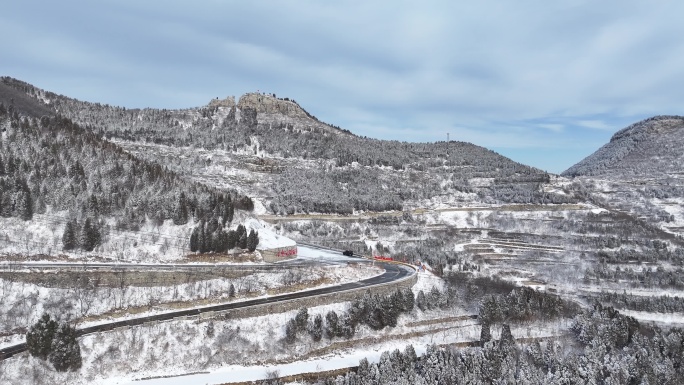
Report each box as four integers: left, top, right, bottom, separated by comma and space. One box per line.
237, 93, 308, 119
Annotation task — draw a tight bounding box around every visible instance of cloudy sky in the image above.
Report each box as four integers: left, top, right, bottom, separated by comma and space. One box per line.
3, 1, 684, 173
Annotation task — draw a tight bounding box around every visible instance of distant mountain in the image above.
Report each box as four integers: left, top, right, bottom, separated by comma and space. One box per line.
1, 77, 575, 216
561, 116, 684, 230
562, 116, 684, 178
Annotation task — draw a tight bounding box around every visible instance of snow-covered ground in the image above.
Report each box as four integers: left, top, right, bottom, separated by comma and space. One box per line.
0, 209, 296, 263
0, 261, 575, 385
619, 309, 684, 325
0, 246, 382, 350
295, 246, 362, 264
100, 272, 566, 385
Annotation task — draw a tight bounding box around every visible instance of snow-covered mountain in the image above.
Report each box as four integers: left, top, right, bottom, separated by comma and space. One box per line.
563, 115, 684, 178
562, 115, 684, 236
1, 77, 571, 218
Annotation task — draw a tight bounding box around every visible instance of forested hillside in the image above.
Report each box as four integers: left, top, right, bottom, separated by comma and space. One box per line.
0, 77, 574, 215
0, 79, 252, 258
563, 115, 684, 178
561, 116, 684, 234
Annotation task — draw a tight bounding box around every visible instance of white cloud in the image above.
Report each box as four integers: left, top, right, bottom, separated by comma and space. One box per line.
578, 120, 612, 131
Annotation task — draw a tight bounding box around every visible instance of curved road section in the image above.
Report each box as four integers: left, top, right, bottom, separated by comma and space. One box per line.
0, 249, 414, 361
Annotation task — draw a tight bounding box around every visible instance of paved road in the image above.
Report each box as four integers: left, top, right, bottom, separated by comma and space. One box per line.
0, 251, 414, 361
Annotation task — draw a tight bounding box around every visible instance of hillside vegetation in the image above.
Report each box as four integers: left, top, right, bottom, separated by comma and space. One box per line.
1, 77, 573, 216
0, 78, 253, 259
563, 115, 684, 178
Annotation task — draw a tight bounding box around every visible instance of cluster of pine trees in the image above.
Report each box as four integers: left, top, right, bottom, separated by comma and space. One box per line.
26, 313, 81, 372
586, 262, 684, 289
61, 218, 101, 251
598, 291, 684, 313
596, 245, 684, 264
189, 222, 259, 253
0, 172, 33, 220
313, 304, 684, 384
478, 286, 577, 324
285, 288, 415, 343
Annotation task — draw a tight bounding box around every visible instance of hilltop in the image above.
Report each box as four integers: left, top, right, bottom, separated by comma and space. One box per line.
562, 115, 684, 178
562, 115, 684, 234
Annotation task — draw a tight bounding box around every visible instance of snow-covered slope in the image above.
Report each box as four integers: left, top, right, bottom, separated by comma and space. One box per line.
563, 115, 684, 178
1, 77, 568, 218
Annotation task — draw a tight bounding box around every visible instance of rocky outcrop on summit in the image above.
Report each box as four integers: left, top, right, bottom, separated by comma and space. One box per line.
238, 93, 308, 119
208, 96, 236, 109
562, 116, 684, 178
235, 92, 351, 137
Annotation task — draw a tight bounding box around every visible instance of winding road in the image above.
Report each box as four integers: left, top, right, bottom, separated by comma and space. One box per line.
0, 247, 415, 361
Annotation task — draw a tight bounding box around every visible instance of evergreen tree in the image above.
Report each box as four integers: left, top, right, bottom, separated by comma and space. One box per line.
416, 290, 427, 311
226, 230, 238, 250
499, 323, 515, 354
189, 225, 200, 252
310, 314, 323, 342
480, 321, 492, 346
62, 220, 78, 251
212, 229, 228, 253
26, 313, 58, 360
80, 218, 100, 252
403, 288, 415, 311
228, 283, 235, 298
380, 296, 399, 327
198, 220, 208, 253
223, 198, 234, 225
238, 230, 247, 249
338, 314, 356, 339
49, 323, 82, 372
0, 191, 11, 217
86, 194, 99, 217
285, 318, 297, 344
17, 189, 33, 220
206, 217, 219, 235
247, 229, 259, 252
295, 307, 309, 332
174, 192, 188, 225
325, 311, 340, 339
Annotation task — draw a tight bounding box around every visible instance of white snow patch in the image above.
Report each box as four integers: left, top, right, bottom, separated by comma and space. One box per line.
243, 218, 296, 249
619, 309, 684, 325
